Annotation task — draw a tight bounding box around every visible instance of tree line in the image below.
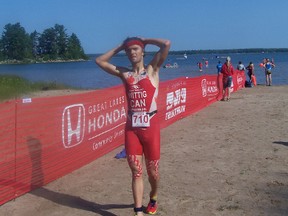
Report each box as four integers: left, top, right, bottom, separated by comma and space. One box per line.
168, 48, 288, 55
0, 22, 89, 63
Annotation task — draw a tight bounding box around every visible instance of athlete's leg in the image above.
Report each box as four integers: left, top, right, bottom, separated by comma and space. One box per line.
146, 159, 160, 199
227, 77, 232, 100
144, 158, 159, 215
140, 117, 160, 214
227, 87, 231, 100
127, 154, 144, 210
222, 78, 227, 100
266, 73, 269, 86
125, 129, 145, 213
269, 74, 272, 85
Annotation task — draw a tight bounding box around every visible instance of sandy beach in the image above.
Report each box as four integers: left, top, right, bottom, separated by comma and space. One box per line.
1, 85, 287, 216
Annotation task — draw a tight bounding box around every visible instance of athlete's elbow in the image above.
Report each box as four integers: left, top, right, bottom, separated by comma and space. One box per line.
163, 40, 171, 49
95, 57, 103, 66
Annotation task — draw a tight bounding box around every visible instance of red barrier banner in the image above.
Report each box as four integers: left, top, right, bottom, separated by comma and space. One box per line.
187, 75, 222, 113
0, 101, 16, 205
157, 74, 231, 129
232, 70, 246, 91
158, 78, 189, 128
10, 85, 127, 202
0, 71, 245, 205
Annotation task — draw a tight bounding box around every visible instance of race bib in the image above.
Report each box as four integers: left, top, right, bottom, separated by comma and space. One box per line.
132, 112, 150, 127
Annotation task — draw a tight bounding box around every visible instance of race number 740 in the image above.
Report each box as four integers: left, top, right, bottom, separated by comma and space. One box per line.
132, 112, 150, 127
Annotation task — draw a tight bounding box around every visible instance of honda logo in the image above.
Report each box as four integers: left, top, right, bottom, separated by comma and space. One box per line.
62, 104, 85, 148
201, 79, 207, 97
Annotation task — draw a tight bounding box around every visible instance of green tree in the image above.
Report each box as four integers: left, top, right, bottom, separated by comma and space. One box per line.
30, 30, 40, 58
54, 24, 68, 58
1, 23, 32, 60
66, 33, 87, 59
38, 27, 58, 59
0, 38, 4, 61
0, 22, 88, 63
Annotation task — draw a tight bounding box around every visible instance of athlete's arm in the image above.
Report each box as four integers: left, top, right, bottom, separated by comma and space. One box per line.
143, 38, 171, 71
95, 44, 126, 77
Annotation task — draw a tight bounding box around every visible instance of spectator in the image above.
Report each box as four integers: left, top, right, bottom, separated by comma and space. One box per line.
216, 61, 222, 74
220, 56, 234, 101
237, 61, 245, 71
246, 62, 255, 81
263, 58, 275, 86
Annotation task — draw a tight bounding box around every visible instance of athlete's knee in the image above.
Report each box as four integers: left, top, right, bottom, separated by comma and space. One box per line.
146, 159, 159, 180
128, 155, 143, 179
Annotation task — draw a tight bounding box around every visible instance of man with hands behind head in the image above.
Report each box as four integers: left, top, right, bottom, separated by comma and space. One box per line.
96, 37, 170, 215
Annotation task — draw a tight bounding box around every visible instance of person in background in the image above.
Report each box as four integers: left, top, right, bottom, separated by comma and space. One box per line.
197, 62, 203, 72
220, 56, 234, 101
237, 61, 245, 71
216, 61, 222, 74
96, 37, 170, 216
264, 58, 275, 86
246, 62, 255, 81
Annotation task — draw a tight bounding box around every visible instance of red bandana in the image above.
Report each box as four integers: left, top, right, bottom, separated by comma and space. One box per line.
125, 40, 144, 49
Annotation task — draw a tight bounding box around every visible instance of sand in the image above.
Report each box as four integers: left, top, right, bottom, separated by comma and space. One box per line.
1, 85, 288, 216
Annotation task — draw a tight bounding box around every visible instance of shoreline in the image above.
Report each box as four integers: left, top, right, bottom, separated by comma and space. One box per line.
1, 84, 287, 103
17, 84, 288, 100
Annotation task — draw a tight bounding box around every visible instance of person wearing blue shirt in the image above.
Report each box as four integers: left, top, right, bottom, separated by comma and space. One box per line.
216, 61, 222, 74
264, 58, 275, 86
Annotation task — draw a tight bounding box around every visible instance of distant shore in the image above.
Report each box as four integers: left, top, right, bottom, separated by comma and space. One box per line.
0, 58, 88, 65
165, 48, 288, 55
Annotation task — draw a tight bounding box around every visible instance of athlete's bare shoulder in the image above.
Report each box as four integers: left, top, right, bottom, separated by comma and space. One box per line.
145, 64, 159, 87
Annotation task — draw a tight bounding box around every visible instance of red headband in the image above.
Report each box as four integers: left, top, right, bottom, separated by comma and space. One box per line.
124, 40, 144, 49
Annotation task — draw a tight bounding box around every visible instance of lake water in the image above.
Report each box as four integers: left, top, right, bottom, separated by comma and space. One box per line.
0, 52, 287, 89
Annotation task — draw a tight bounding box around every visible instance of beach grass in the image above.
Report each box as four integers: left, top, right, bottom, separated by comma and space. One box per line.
0, 74, 73, 101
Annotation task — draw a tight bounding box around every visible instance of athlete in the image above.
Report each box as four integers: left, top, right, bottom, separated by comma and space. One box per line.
246, 62, 255, 81
95, 37, 171, 216
264, 58, 275, 86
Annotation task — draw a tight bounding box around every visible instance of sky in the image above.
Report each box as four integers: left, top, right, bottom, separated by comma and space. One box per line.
1, 0, 288, 54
